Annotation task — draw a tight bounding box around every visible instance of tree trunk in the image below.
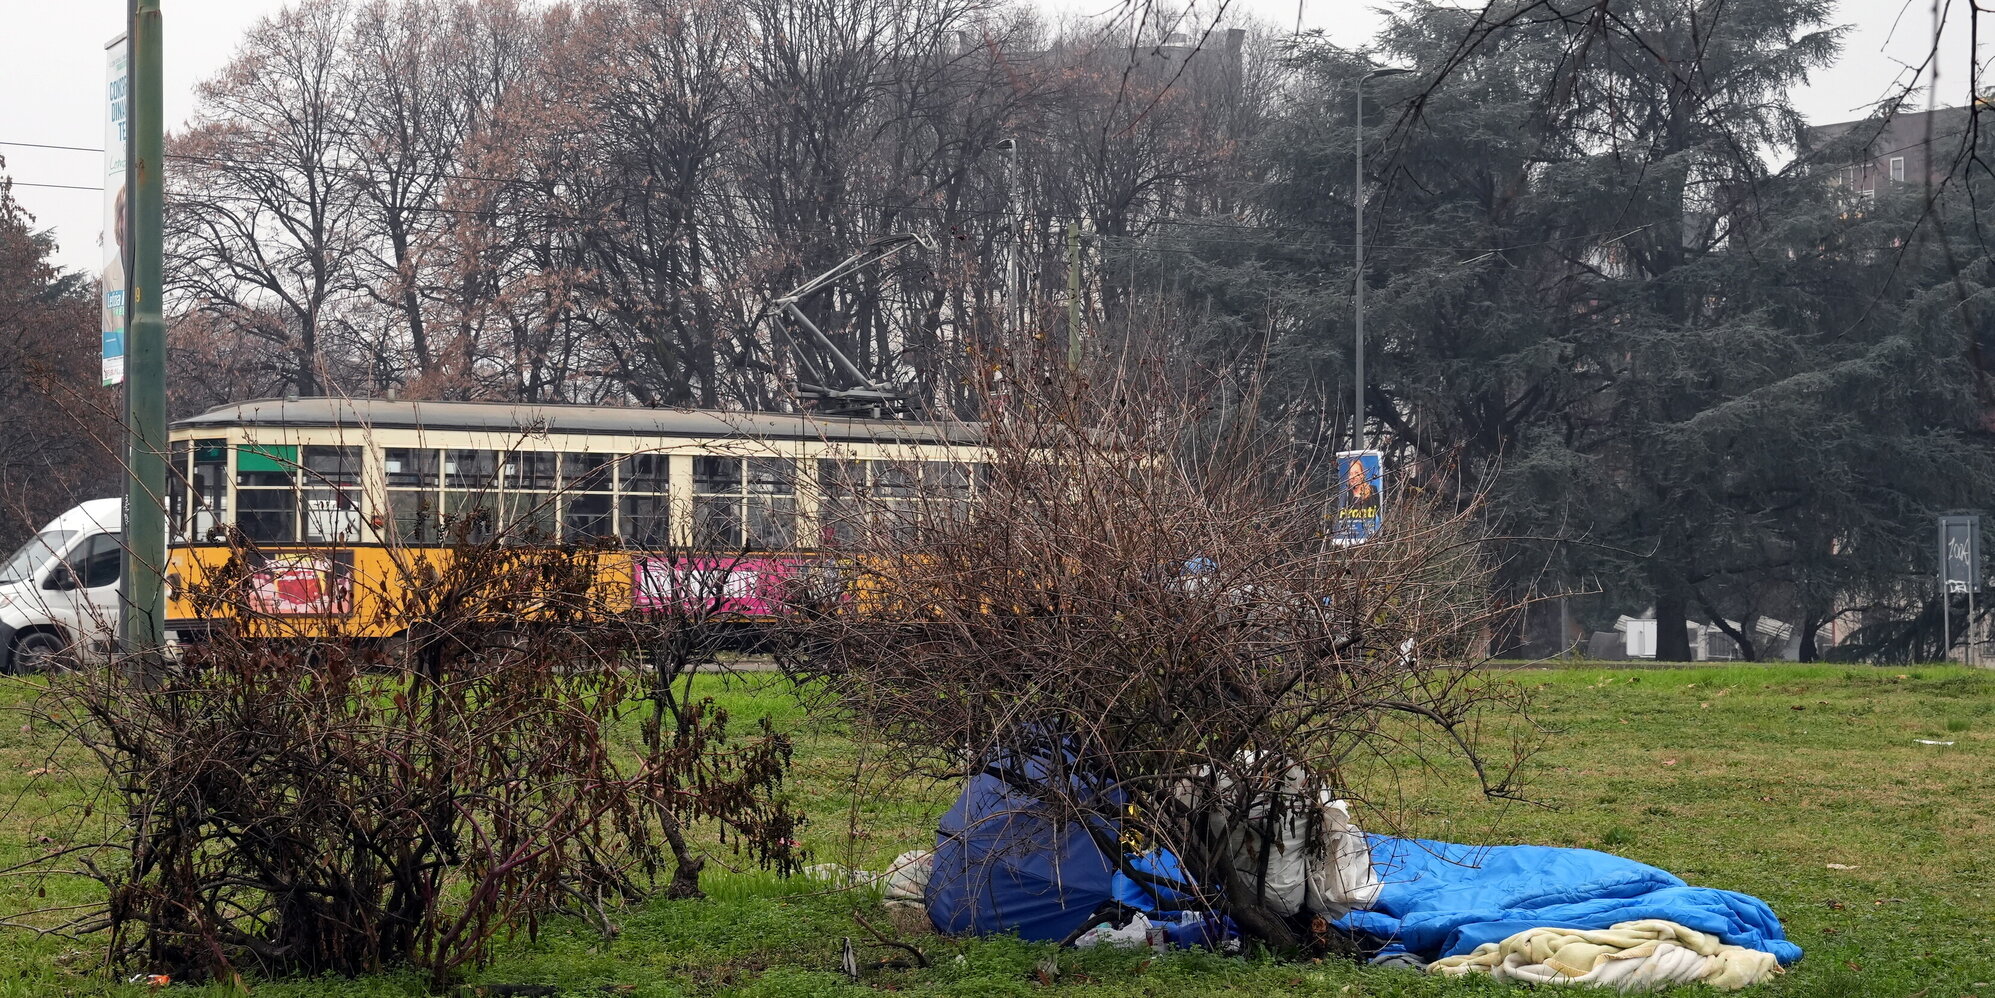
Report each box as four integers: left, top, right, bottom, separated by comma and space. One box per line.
1654, 587, 1692, 662
1797, 610, 1825, 662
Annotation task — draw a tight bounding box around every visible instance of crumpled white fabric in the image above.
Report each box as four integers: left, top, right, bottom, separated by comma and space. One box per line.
1073, 911, 1158, 949
1427, 918, 1783, 992
1176, 753, 1380, 918
880, 848, 932, 902
1304, 796, 1382, 917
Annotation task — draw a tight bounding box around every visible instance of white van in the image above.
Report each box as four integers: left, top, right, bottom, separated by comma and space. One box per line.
0, 498, 124, 672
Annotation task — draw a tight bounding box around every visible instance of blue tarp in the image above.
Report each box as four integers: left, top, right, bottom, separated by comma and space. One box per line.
1110, 848, 1197, 912
1334, 835, 1803, 965
926, 753, 1123, 943
929, 760, 1800, 966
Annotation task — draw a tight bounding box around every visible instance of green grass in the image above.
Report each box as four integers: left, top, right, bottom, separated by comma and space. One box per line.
0, 664, 1991, 996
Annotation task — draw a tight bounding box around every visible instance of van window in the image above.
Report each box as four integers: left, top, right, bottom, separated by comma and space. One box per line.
0, 530, 77, 585
64, 533, 123, 589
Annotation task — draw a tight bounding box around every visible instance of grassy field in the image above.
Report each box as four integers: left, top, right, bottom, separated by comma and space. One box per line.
0, 663, 1988, 996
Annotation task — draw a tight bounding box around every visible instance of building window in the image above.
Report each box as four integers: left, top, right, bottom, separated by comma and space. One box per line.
1890, 156, 1906, 183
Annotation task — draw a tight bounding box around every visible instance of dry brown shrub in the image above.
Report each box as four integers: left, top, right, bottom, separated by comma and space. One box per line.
22, 518, 800, 988
776, 364, 1533, 946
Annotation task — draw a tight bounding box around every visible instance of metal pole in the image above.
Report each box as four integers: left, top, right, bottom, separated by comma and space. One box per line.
1352, 67, 1408, 453
1353, 79, 1365, 453
123, 0, 166, 656
1942, 580, 1952, 664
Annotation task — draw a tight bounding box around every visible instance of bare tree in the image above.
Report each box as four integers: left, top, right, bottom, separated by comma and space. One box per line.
159, 0, 1288, 411
167, 0, 366, 398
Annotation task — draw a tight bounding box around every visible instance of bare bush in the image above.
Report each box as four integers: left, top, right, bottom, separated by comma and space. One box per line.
27, 525, 799, 988
776, 362, 1529, 947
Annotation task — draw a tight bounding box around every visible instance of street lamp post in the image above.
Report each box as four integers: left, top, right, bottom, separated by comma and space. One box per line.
1354, 66, 1409, 453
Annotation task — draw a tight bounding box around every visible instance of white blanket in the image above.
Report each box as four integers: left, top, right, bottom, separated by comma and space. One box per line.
1427, 918, 1782, 992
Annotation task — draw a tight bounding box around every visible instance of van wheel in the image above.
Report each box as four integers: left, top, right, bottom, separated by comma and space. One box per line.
10, 631, 73, 674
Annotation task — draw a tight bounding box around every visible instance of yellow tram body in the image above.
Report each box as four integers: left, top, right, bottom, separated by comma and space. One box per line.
161, 398, 987, 644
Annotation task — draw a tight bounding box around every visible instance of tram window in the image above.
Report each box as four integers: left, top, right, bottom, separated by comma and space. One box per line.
815, 459, 865, 545
930, 461, 974, 522
236, 443, 297, 489
568, 493, 614, 541
621, 453, 670, 493
444, 450, 497, 489
168, 442, 190, 541
388, 491, 441, 544
383, 448, 439, 488
874, 461, 921, 540
873, 462, 917, 498
565, 452, 612, 492
443, 492, 496, 543
302, 446, 363, 543
562, 453, 615, 541
508, 450, 558, 490
622, 494, 671, 548
500, 450, 559, 541
818, 459, 864, 493
619, 453, 670, 548
384, 449, 440, 543
237, 488, 297, 543
747, 494, 797, 548
745, 459, 796, 548
695, 457, 793, 550
302, 446, 362, 482
692, 456, 740, 494
930, 462, 973, 496
504, 494, 559, 542
192, 440, 228, 540
235, 444, 298, 542
748, 458, 792, 494
303, 486, 363, 543
693, 493, 742, 550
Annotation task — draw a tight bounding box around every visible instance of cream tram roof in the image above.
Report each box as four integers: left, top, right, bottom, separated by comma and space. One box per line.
173, 397, 984, 446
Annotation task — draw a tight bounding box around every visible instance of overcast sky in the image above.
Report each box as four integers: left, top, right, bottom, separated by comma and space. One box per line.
0, 0, 1978, 274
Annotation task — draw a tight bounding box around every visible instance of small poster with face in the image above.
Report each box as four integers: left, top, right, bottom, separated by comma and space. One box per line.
1331, 450, 1384, 546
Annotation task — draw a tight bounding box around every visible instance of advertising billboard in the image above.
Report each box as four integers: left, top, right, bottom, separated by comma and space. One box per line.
102, 35, 129, 388
1330, 449, 1384, 546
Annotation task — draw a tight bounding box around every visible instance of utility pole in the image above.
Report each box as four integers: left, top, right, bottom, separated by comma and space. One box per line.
123, 0, 166, 656
1353, 66, 1409, 452
1066, 221, 1082, 369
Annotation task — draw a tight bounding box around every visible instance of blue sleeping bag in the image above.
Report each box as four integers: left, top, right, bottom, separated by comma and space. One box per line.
1335, 835, 1802, 965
